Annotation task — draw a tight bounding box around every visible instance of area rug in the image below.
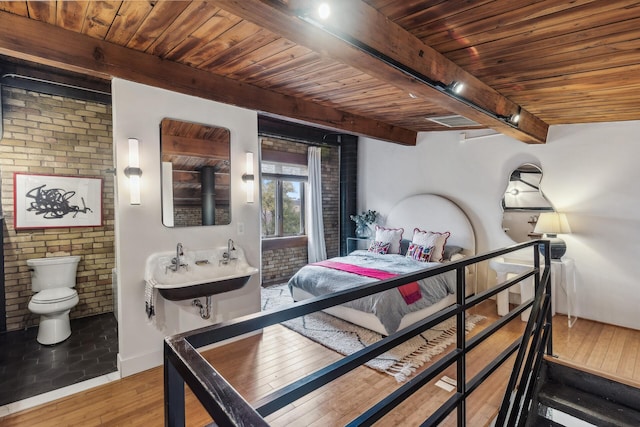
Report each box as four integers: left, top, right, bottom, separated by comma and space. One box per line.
261, 284, 485, 382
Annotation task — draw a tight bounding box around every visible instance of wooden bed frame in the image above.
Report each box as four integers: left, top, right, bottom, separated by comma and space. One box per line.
291, 193, 476, 336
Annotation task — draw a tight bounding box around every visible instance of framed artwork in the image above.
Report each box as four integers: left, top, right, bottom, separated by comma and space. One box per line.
13, 173, 103, 229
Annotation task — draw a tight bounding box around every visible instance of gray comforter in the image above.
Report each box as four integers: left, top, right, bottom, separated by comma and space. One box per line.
287, 250, 456, 334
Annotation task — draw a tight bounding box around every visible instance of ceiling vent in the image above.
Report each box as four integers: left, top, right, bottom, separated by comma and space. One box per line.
427, 115, 482, 128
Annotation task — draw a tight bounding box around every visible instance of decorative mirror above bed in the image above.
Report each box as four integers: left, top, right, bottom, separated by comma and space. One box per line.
160, 118, 231, 227
501, 163, 554, 242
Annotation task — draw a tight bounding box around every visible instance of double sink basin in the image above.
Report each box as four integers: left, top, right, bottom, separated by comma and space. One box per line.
145, 246, 258, 301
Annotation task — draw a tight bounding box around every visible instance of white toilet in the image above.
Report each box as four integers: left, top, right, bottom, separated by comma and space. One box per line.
27, 256, 81, 345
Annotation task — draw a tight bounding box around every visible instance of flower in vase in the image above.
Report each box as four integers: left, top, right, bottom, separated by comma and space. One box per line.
350, 209, 378, 226
350, 210, 377, 238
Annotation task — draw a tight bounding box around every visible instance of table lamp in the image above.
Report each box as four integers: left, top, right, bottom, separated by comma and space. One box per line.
533, 212, 571, 259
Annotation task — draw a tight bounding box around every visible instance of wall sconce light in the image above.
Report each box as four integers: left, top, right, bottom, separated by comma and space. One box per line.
124, 138, 142, 205
242, 152, 255, 203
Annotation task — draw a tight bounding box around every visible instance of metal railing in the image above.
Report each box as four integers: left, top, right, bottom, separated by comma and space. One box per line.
164, 240, 552, 426
494, 244, 553, 426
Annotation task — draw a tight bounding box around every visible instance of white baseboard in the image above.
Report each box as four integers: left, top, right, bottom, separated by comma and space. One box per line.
118, 329, 263, 377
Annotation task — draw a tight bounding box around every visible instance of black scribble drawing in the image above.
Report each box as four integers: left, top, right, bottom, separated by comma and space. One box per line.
25, 184, 93, 219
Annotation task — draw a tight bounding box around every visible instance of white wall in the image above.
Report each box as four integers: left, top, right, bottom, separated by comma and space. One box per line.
359, 121, 640, 330
112, 79, 261, 376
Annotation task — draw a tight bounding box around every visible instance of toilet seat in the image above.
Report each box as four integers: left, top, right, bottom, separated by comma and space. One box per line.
31, 288, 78, 304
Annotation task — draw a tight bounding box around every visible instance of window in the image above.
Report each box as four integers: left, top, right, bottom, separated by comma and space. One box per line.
261, 160, 308, 238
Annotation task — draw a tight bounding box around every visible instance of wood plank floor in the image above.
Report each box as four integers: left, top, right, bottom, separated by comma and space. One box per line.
2, 301, 640, 426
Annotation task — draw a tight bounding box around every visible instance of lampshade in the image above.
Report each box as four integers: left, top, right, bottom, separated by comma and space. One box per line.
533, 212, 571, 260
533, 212, 571, 235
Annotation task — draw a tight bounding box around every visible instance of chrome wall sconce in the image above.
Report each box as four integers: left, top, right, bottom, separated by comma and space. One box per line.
124, 137, 142, 205
242, 152, 255, 203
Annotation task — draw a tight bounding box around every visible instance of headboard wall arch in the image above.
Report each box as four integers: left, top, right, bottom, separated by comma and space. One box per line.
385, 194, 476, 256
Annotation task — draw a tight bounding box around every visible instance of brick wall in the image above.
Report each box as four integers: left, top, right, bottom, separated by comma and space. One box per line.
173, 206, 230, 227
261, 245, 308, 285
260, 137, 339, 285
1, 87, 115, 331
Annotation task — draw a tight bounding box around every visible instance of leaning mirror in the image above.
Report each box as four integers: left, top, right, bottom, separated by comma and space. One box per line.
160, 118, 231, 227
501, 163, 554, 242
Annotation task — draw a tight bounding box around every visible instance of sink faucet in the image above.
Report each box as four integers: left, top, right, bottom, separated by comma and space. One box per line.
221, 239, 237, 264
167, 242, 188, 273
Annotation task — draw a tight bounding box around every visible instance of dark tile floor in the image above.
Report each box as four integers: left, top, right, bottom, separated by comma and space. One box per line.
0, 313, 118, 406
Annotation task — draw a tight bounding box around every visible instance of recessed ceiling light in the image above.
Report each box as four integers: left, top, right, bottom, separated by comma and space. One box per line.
318, 3, 331, 20
409, 93, 418, 99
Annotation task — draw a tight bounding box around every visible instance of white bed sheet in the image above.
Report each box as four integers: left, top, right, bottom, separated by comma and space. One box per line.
291, 281, 473, 336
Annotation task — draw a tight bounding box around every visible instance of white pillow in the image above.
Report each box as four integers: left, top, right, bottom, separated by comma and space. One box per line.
374, 226, 404, 254
412, 228, 450, 262
449, 253, 465, 262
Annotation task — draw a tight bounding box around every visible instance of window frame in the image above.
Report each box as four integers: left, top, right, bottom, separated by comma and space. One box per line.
260, 150, 308, 239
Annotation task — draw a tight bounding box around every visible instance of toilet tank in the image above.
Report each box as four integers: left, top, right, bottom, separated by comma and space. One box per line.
27, 256, 81, 291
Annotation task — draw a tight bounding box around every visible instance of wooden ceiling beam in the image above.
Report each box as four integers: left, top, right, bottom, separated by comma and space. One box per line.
211, 0, 549, 143
0, 11, 416, 146
161, 135, 230, 159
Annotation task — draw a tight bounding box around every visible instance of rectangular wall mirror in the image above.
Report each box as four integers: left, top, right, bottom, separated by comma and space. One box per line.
160, 118, 231, 227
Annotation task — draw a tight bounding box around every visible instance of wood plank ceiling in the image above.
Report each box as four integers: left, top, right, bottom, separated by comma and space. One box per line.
1, 1, 640, 145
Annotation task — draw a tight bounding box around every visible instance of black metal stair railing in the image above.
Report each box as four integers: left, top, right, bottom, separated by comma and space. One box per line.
494, 244, 553, 427
164, 240, 552, 426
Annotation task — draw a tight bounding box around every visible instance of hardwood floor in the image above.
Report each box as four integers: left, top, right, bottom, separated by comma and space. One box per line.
2, 301, 640, 426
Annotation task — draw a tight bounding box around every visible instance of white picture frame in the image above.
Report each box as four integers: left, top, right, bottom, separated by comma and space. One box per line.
13, 173, 103, 229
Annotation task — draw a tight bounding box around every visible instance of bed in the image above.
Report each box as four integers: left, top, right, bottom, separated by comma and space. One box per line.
288, 194, 476, 336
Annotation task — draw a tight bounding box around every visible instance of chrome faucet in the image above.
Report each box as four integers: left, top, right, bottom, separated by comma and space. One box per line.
167, 242, 188, 273
221, 239, 237, 264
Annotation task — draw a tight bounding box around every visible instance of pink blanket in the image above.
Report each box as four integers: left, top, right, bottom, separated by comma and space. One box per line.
313, 260, 422, 304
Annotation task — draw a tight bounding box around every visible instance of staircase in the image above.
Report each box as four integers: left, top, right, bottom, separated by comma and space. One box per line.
526, 359, 640, 427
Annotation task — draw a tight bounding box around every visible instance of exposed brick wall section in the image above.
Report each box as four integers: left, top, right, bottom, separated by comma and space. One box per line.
261, 245, 308, 285
260, 137, 339, 285
173, 206, 202, 227
173, 206, 230, 227
261, 137, 307, 156
1, 87, 115, 331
